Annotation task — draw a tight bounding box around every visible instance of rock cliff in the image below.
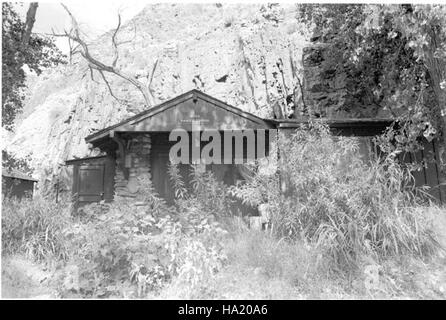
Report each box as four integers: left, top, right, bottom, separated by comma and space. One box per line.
6, 3, 309, 190
6, 3, 387, 192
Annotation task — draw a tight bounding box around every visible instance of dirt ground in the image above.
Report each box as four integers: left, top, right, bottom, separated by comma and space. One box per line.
1, 255, 57, 299
2, 253, 445, 300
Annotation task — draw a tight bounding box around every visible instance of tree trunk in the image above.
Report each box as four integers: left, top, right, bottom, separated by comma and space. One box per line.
21, 3, 38, 48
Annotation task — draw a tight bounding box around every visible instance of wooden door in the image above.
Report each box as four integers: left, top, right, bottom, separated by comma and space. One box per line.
77, 164, 105, 205
151, 152, 174, 204
68, 155, 115, 210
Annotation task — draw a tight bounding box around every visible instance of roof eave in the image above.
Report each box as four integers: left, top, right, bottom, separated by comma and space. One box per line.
273, 118, 394, 128
1, 173, 38, 182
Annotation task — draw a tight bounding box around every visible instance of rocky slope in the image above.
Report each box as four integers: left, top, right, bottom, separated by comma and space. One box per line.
6, 3, 310, 190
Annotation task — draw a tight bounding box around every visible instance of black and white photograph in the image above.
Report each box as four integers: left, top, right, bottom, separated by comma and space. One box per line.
1, 0, 446, 302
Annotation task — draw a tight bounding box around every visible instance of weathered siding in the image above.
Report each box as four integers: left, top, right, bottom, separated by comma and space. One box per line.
397, 139, 445, 204
2, 177, 34, 199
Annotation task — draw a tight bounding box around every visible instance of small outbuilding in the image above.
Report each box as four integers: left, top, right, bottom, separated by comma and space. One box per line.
2, 168, 37, 199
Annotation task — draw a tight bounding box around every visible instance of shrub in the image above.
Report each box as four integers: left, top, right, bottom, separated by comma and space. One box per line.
230, 122, 441, 272
168, 163, 234, 217
1, 196, 70, 262
62, 176, 175, 297
165, 165, 231, 289
62, 175, 227, 298
158, 217, 227, 291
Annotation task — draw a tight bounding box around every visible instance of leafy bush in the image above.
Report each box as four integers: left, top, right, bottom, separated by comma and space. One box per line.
165, 166, 230, 288
156, 214, 227, 291
61, 175, 227, 298
61, 176, 170, 297
230, 122, 441, 272
168, 163, 234, 217
1, 197, 70, 262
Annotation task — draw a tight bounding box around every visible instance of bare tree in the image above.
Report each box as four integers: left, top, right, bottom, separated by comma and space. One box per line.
289, 49, 309, 119
55, 4, 156, 108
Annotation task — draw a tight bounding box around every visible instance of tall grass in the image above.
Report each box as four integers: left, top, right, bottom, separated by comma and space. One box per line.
224, 228, 320, 283
231, 123, 441, 272
1, 197, 70, 262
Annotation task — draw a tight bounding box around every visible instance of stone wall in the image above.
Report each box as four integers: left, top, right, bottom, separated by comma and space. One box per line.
114, 134, 151, 200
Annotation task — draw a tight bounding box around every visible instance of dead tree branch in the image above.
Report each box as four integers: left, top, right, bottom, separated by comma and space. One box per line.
147, 58, 159, 96
58, 4, 155, 108
276, 58, 289, 118
98, 69, 127, 103
289, 49, 309, 118
111, 15, 121, 68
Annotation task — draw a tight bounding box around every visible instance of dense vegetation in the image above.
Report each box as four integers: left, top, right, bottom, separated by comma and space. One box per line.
2, 3, 65, 174
297, 5, 446, 199
297, 4, 446, 154
2, 3, 65, 131
231, 123, 440, 271
2, 124, 444, 298
2, 3, 445, 299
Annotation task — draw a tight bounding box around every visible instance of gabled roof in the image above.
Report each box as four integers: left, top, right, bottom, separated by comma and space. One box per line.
86, 89, 274, 143
2, 168, 37, 182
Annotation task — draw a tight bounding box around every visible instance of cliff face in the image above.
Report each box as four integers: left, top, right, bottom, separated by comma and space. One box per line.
6, 3, 309, 188
302, 40, 393, 119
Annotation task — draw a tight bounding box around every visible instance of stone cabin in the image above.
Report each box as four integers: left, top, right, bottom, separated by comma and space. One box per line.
66, 90, 445, 211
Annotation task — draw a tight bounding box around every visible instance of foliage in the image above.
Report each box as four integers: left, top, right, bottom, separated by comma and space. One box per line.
156, 214, 227, 292
168, 163, 234, 217
172, 218, 446, 299
2, 3, 66, 130
230, 123, 441, 272
61, 176, 227, 298
1, 175, 227, 298
1, 157, 444, 298
361, 5, 446, 155
166, 164, 231, 288
1, 197, 70, 262
297, 4, 446, 155
2, 150, 32, 173
63, 201, 165, 297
